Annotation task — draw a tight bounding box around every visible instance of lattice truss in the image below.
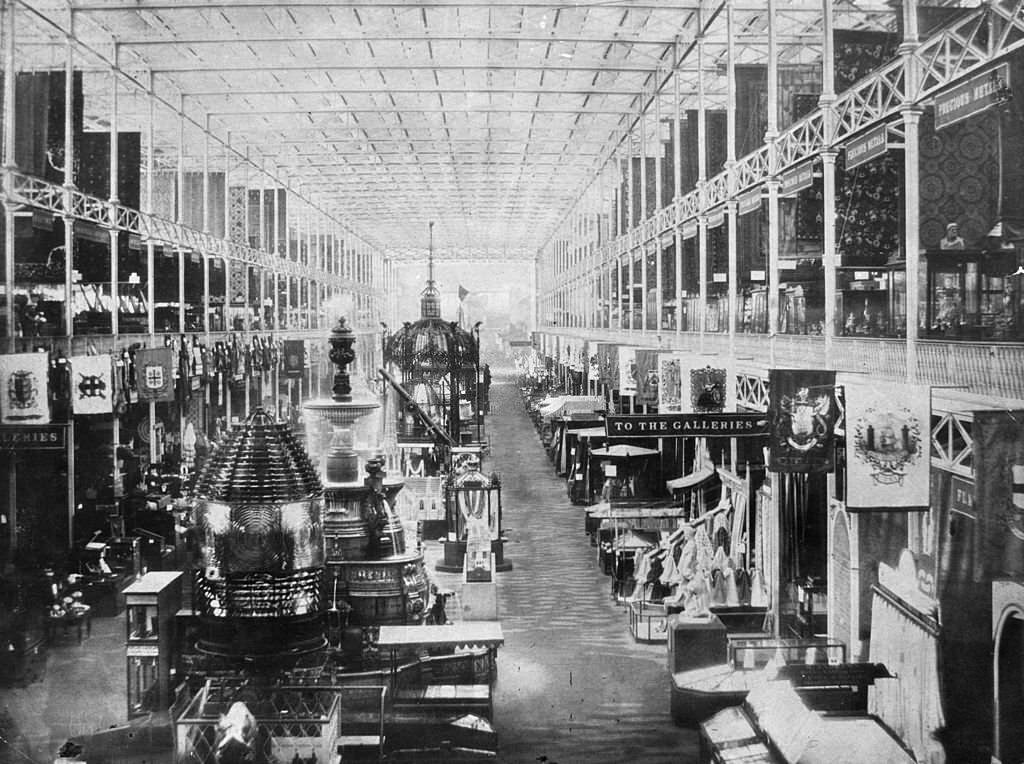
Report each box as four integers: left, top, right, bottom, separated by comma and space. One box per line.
930, 411, 974, 477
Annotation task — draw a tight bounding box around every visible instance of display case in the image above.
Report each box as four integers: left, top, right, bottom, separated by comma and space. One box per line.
925, 249, 1023, 340
123, 571, 182, 717
837, 265, 906, 338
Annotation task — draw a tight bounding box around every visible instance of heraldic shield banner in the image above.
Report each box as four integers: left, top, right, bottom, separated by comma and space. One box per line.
71, 354, 113, 415
136, 347, 175, 403
974, 410, 1024, 579
846, 382, 929, 510
768, 369, 837, 473
0, 352, 50, 423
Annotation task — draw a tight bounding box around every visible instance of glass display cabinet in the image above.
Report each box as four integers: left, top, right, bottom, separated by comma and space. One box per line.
836, 265, 906, 338
123, 571, 182, 717
924, 250, 1022, 340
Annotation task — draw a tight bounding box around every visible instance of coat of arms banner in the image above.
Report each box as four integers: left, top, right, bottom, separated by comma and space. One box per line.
0, 352, 50, 423
71, 354, 113, 415
136, 347, 175, 403
846, 382, 929, 510
768, 369, 837, 473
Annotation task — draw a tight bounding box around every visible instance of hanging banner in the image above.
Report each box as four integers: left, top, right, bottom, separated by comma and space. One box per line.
975, 409, 1024, 578
618, 346, 638, 396
606, 413, 768, 439
0, 352, 50, 424
657, 353, 683, 413
599, 344, 619, 389
768, 369, 837, 473
634, 349, 660, 406
136, 347, 175, 403
689, 363, 731, 414
71, 354, 113, 415
846, 382, 929, 510
283, 340, 306, 378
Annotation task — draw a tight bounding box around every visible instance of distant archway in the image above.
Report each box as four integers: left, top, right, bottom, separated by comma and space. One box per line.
994, 605, 1024, 762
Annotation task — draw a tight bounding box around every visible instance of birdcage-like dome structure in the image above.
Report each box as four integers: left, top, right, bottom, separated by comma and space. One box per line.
385, 280, 479, 442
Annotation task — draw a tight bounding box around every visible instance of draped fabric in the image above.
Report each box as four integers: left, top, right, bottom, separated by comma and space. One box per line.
868, 587, 946, 764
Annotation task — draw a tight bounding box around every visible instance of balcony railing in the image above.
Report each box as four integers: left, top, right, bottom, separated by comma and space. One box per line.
548, 325, 1024, 401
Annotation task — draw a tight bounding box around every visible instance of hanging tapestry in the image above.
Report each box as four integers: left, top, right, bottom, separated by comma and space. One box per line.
71, 354, 113, 415
690, 364, 728, 414
0, 352, 50, 423
975, 409, 1024, 579
618, 346, 638, 396
283, 340, 305, 378
136, 347, 175, 403
634, 349, 660, 406
657, 353, 683, 413
768, 369, 837, 473
846, 382, 929, 510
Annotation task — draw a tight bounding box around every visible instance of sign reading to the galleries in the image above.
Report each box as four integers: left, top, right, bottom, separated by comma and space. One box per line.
935, 63, 1011, 130
605, 413, 768, 439
0, 424, 68, 450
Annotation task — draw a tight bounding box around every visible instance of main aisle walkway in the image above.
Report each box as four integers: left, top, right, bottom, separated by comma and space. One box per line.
486, 371, 697, 762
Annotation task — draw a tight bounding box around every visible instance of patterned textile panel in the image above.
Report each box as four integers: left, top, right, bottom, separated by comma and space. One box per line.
918, 108, 1000, 250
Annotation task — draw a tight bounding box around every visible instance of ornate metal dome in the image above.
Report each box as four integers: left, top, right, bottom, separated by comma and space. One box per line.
385, 259, 477, 381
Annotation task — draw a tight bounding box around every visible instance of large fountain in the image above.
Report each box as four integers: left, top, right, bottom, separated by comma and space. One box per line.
303, 317, 430, 636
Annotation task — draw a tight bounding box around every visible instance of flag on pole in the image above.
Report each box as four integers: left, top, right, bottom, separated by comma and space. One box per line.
71, 354, 113, 415
136, 347, 175, 402
0, 352, 50, 423
458, 284, 470, 301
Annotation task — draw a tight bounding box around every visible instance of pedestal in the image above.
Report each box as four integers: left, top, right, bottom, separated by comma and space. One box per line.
436, 538, 512, 573
667, 613, 728, 674
461, 558, 499, 621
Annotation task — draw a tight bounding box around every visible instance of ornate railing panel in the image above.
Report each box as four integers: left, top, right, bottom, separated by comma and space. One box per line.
831, 59, 906, 144
3, 169, 365, 288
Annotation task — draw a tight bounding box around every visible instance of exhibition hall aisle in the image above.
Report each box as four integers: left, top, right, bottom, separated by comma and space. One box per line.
487, 370, 697, 762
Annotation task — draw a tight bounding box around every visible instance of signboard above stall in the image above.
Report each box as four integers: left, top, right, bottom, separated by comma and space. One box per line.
0, 424, 68, 450
934, 63, 1010, 130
